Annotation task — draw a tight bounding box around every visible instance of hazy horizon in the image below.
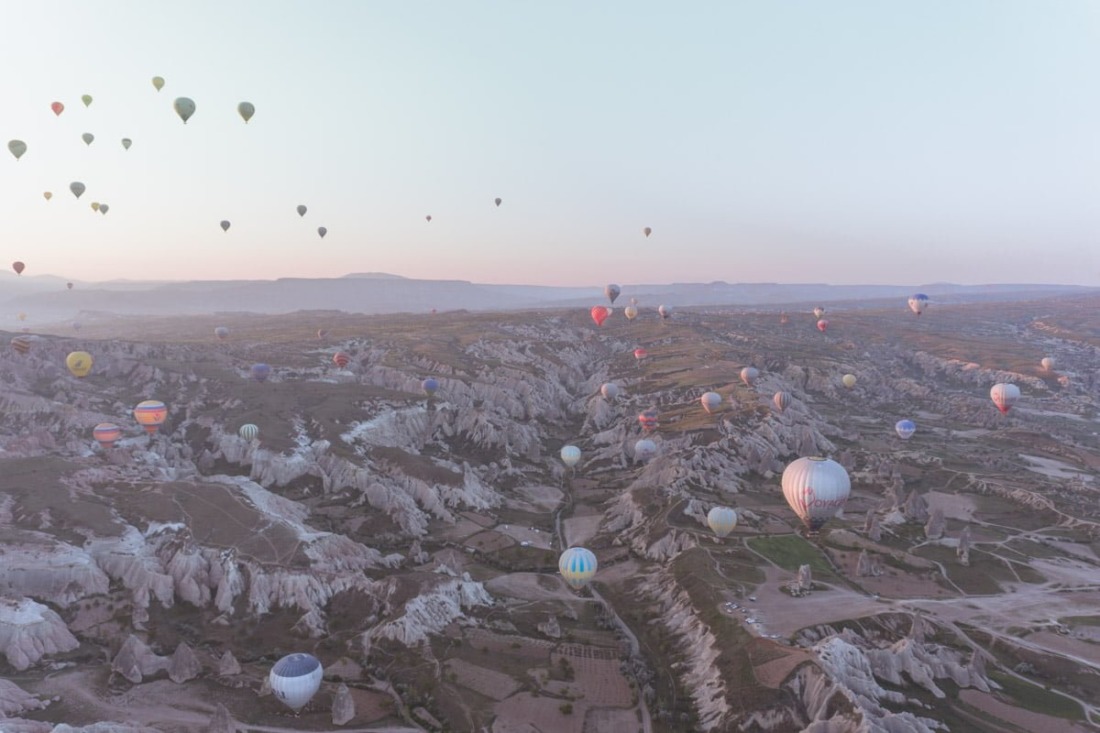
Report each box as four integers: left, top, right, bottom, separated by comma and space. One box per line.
2, 1, 1098, 286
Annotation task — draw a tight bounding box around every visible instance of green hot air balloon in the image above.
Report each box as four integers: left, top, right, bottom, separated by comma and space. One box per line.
152, 76, 165, 92
8, 140, 27, 161
81, 94, 93, 107
82, 132, 95, 146
237, 102, 255, 123
173, 97, 196, 124
121, 138, 132, 150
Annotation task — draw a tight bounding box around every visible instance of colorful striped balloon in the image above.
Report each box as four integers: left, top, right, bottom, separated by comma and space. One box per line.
558, 547, 598, 589
239, 423, 260, 441
133, 400, 167, 435
93, 423, 122, 449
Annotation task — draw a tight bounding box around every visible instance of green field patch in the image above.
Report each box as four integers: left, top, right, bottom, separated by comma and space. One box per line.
748, 535, 839, 581
911, 545, 1003, 595
1061, 615, 1100, 627
988, 671, 1085, 721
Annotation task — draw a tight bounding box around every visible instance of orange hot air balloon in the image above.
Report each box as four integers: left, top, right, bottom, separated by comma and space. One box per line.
590, 306, 610, 327
133, 400, 168, 435
93, 423, 122, 449
817, 319, 829, 333
333, 352, 351, 368
12, 261, 25, 275
10, 336, 32, 355
51, 101, 64, 116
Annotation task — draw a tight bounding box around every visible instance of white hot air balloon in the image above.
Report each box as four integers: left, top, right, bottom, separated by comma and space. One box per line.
895, 420, 916, 440
781, 457, 851, 533
658, 304, 671, 320
908, 293, 930, 316
624, 305, 638, 321
269, 653, 323, 712
813, 307, 825, 319
600, 383, 619, 401
700, 391, 722, 414
559, 547, 597, 589
239, 424, 260, 441
1040, 357, 1055, 371
740, 367, 759, 386
634, 439, 657, 463
706, 506, 738, 538
560, 445, 581, 468
990, 383, 1020, 414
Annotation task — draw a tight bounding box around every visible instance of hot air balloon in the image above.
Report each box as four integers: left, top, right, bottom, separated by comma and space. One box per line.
817, 319, 829, 333
133, 400, 168, 435
895, 420, 916, 440
93, 423, 122, 449
494, 197, 502, 207
66, 282, 73, 290
214, 326, 229, 340
66, 351, 93, 377
634, 438, 657, 462
98, 204, 109, 215
781, 457, 851, 533
605, 284, 621, 304
780, 312, 790, 325
269, 653, 323, 713
239, 424, 260, 441
600, 383, 619, 401
10, 336, 31, 355
333, 352, 350, 368
643, 227, 652, 237
51, 101, 64, 116
220, 220, 230, 232
82, 132, 94, 146
317, 227, 327, 238
560, 445, 581, 468
813, 307, 825, 319
8, 140, 27, 161
250, 363, 271, 382
425, 214, 432, 222
624, 306, 638, 320
740, 367, 759, 386
70, 182, 85, 199
296, 205, 307, 217
91, 202, 100, 212
1041, 357, 1055, 371
842, 374, 857, 389
590, 306, 610, 327
707, 506, 738, 538
173, 97, 196, 124
152, 76, 165, 92
12, 262, 25, 275
44, 192, 53, 201
658, 305, 671, 320
237, 102, 255, 123
990, 383, 1020, 414
774, 391, 792, 412
633, 348, 648, 362
638, 408, 659, 433
81, 94, 93, 107
17, 312, 26, 321
558, 547, 597, 589
700, 392, 722, 414
908, 293, 929, 316
316, 329, 329, 339
121, 138, 132, 150
422, 377, 440, 396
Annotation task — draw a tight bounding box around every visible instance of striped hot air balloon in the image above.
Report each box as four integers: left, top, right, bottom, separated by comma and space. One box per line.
10, 336, 32, 355
133, 400, 167, 435
333, 352, 351, 368
269, 653, 323, 712
637, 408, 659, 433
93, 423, 122, 449
558, 547, 597, 589
239, 423, 260, 441
774, 391, 792, 412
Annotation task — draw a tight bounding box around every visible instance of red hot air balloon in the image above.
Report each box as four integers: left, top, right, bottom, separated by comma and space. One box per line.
12, 262, 25, 275
816, 319, 829, 333
333, 352, 351, 368
638, 408, 659, 433
590, 306, 610, 327
51, 102, 64, 116
633, 348, 648, 362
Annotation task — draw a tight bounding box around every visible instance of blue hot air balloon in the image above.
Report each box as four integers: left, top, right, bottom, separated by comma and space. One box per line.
559, 547, 597, 589
422, 377, 439, 396
250, 363, 272, 382
895, 420, 916, 440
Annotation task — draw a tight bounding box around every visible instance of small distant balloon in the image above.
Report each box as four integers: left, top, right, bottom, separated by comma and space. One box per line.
990, 383, 1020, 414
634, 438, 657, 462
425, 214, 432, 222
605, 284, 621, 304
43, 192, 53, 201
297, 205, 307, 217
93, 423, 122, 449
98, 204, 109, 215
700, 391, 722, 414
220, 220, 231, 232
10, 336, 32, 355
152, 76, 165, 92
81, 94, 93, 107
66, 351, 93, 378
633, 348, 648, 362
842, 374, 857, 389
133, 400, 168, 435
121, 138, 132, 150
817, 319, 829, 333
637, 407, 659, 432
895, 419, 916, 440
250, 363, 272, 382
82, 132, 94, 146
66, 282, 73, 290
317, 227, 327, 238
558, 547, 597, 589
494, 197, 502, 207
908, 293, 930, 316
173, 97, 196, 124
12, 261, 25, 275
91, 202, 100, 212
239, 423, 260, 441
316, 329, 329, 339
333, 352, 351, 369
624, 305, 638, 320
643, 227, 652, 237
1040, 357, 1055, 371
51, 101, 64, 116
214, 326, 229, 340
422, 377, 440, 396
237, 101, 255, 123
813, 307, 826, 318
707, 506, 738, 538
70, 182, 85, 199
658, 304, 671, 320
560, 445, 581, 468
740, 367, 759, 386
8, 140, 27, 161
269, 653, 323, 713
590, 306, 610, 327
774, 391, 792, 412
600, 383, 619, 400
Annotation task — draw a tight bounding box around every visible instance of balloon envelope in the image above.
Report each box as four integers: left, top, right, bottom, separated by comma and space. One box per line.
624, 306, 638, 320
250, 363, 272, 382
152, 76, 165, 91
237, 101, 255, 123
590, 306, 610, 327
93, 423, 122, 449
8, 140, 27, 160
297, 205, 307, 217
633, 348, 647, 361
560, 445, 581, 468
817, 319, 829, 333
701, 392, 722, 414
707, 506, 738, 538
643, 227, 652, 237
133, 400, 168, 434
239, 424, 260, 441
494, 197, 502, 207
44, 192, 53, 201
908, 293, 930, 315
781, 457, 851, 532
98, 204, 109, 215
10, 336, 32, 355
895, 420, 916, 440
333, 352, 351, 368
422, 377, 440, 396
1041, 357, 1055, 371
70, 182, 85, 199
637, 408, 658, 432
51, 102, 64, 116
813, 307, 825, 318
317, 227, 327, 238
121, 138, 132, 150
66, 351, 93, 377
82, 132, 94, 146
740, 367, 759, 386
66, 282, 73, 289
173, 97, 196, 123
558, 547, 597, 589
81, 94, 93, 107
220, 220, 230, 232
634, 439, 657, 462
600, 382, 619, 400
214, 326, 229, 340
842, 374, 857, 389
774, 391, 792, 411
605, 284, 621, 304
658, 305, 671, 319
12, 261, 25, 275
269, 653, 323, 712
990, 383, 1020, 414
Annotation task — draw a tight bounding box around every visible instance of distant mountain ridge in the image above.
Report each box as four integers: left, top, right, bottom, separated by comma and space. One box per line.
1, 270, 1094, 324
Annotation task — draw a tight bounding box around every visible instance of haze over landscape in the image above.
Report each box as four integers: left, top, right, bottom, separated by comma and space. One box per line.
2, 3, 1100, 733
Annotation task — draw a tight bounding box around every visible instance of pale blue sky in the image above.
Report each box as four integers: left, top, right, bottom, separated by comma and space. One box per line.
1, 1, 1098, 285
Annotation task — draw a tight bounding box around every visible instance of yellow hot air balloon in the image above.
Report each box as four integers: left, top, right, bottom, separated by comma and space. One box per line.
121, 138, 132, 150
91, 202, 100, 211
66, 351, 93, 377
8, 140, 27, 161
842, 374, 857, 389
152, 76, 165, 92
237, 102, 255, 123
174, 97, 196, 124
